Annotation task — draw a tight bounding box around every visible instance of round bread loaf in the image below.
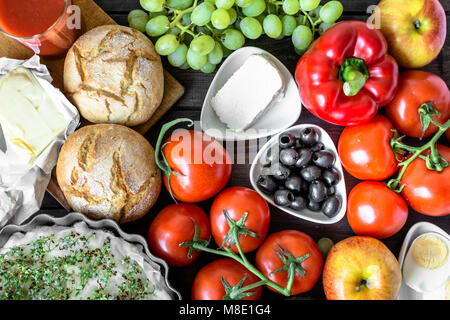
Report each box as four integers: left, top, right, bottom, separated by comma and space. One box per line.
56, 124, 161, 223
64, 25, 164, 126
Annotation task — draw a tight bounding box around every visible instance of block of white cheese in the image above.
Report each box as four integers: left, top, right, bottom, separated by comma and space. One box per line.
0, 66, 70, 164
211, 54, 285, 132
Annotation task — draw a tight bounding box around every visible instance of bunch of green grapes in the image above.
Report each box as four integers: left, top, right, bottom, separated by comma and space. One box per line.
128, 0, 343, 73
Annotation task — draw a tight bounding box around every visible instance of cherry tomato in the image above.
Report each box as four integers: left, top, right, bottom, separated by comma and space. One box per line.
401, 145, 450, 216
338, 114, 398, 180
386, 71, 450, 138
255, 230, 323, 295
210, 187, 270, 253
162, 129, 232, 203
192, 258, 262, 300
147, 203, 210, 267
347, 181, 408, 239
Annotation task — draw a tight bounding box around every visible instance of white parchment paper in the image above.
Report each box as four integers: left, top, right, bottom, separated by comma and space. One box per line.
0, 55, 80, 227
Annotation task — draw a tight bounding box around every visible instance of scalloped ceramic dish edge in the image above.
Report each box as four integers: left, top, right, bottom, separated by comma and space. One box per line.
0, 212, 182, 300
249, 124, 347, 224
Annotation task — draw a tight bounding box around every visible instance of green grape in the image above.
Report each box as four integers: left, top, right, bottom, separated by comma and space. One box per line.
308, 5, 322, 19
187, 48, 207, 70
205, 0, 215, 4
222, 28, 245, 50
168, 43, 188, 67
181, 12, 192, 26
295, 47, 308, 56
191, 2, 215, 26
129, 16, 149, 32
296, 14, 307, 26
299, 0, 320, 11
275, 33, 285, 40
319, 22, 334, 34
145, 15, 170, 37
190, 35, 216, 55
236, 0, 254, 8
242, 0, 266, 17
166, 0, 193, 10
282, 0, 300, 15
263, 14, 282, 38
211, 8, 231, 30
282, 15, 297, 36
167, 26, 181, 35
179, 61, 190, 69
255, 14, 266, 33
222, 45, 233, 57
201, 62, 217, 74
240, 17, 262, 40
155, 34, 179, 55
215, 0, 235, 10
208, 41, 223, 64
292, 25, 312, 50
228, 8, 238, 24
320, 1, 343, 23
140, 0, 165, 13
128, 9, 149, 23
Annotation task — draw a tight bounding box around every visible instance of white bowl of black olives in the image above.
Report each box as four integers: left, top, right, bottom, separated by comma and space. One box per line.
250, 124, 346, 224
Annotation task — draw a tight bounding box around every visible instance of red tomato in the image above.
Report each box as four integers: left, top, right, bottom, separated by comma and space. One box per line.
210, 187, 270, 253
338, 114, 398, 180
147, 203, 210, 267
192, 258, 262, 300
386, 71, 450, 138
255, 230, 323, 295
162, 130, 232, 202
401, 145, 450, 216
347, 181, 408, 239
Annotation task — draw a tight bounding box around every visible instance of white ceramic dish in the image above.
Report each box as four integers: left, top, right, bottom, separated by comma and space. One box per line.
249, 124, 346, 224
200, 46, 302, 141
398, 222, 450, 300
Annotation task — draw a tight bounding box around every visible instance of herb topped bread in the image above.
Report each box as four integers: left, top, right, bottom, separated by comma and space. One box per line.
56, 124, 161, 223
64, 25, 164, 126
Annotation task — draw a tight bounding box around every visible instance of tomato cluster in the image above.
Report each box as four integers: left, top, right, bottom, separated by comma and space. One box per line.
338, 70, 450, 238
148, 187, 323, 300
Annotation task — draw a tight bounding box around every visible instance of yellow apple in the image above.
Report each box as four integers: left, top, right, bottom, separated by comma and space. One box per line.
378, 0, 446, 68
323, 236, 402, 300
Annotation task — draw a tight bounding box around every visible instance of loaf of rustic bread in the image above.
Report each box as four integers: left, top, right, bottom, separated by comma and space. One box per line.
64, 25, 164, 126
56, 124, 161, 223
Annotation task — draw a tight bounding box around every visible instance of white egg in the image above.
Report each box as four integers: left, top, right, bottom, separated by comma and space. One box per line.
402, 232, 450, 293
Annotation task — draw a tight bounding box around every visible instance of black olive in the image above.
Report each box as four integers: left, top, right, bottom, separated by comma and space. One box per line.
311, 142, 325, 152
301, 127, 320, 146
322, 168, 340, 186
307, 199, 321, 212
257, 175, 278, 194
269, 163, 291, 181
300, 165, 321, 182
280, 148, 299, 166
322, 196, 341, 218
290, 196, 306, 210
309, 180, 327, 202
274, 189, 295, 207
295, 148, 313, 168
312, 150, 336, 168
326, 185, 336, 196
279, 133, 295, 148
285, 176, 303, 193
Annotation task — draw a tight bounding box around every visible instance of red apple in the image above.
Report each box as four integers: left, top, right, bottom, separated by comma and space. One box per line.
378, 0, 446, 68
323, 236, 402, 300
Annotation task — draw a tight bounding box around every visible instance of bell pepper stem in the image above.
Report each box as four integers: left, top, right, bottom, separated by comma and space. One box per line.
342, 67, 367, 96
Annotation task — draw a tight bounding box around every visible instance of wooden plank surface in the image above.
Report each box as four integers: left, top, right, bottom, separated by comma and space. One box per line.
21, 0, 450, 300
0, 0, 184, 210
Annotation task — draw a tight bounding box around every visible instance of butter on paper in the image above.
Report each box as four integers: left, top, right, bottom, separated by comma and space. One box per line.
0, 55, 80, 227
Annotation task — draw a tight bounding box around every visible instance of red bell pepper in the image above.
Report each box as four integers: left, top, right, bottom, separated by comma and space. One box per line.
295, 20, 399, 126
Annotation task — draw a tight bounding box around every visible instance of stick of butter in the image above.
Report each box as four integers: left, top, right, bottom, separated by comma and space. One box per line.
0, 67, 70, 164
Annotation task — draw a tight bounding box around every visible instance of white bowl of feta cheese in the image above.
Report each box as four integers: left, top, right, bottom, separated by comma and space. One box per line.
201, 47, 302, 141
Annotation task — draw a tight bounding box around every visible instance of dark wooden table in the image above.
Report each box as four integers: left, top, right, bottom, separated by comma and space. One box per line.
36, 0, 450, 300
